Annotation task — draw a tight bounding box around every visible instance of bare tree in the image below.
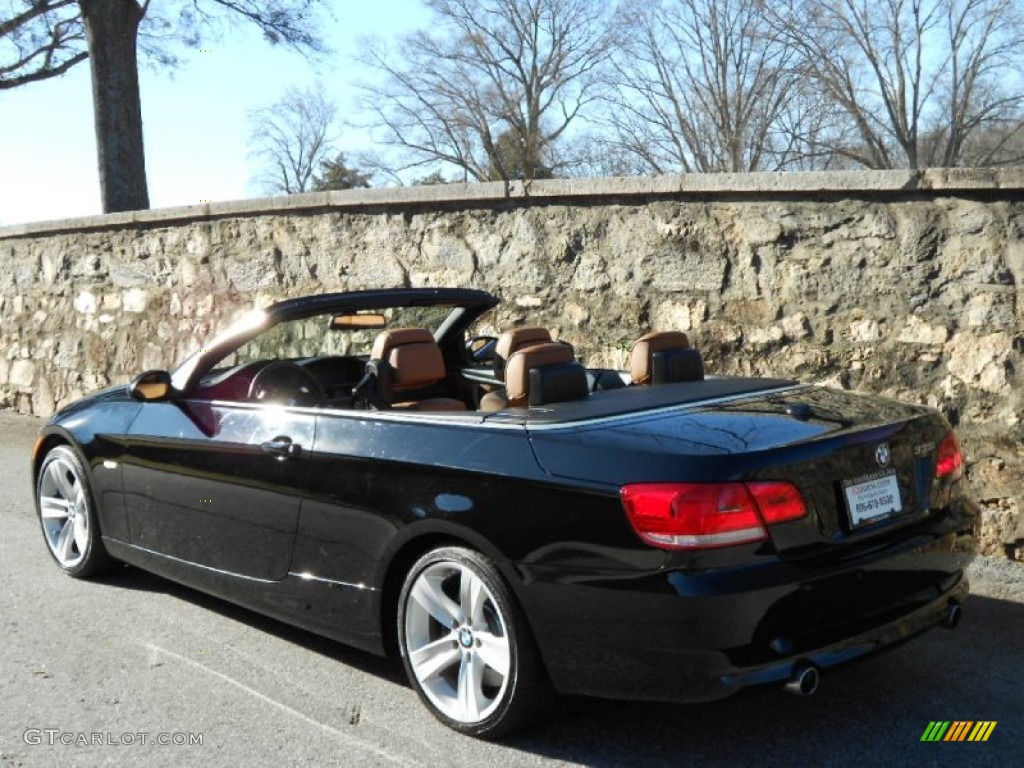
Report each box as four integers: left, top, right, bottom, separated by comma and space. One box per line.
1, 1, 328, 212
605, 0, 817, 173
248, 85, 336, 195
556, 130, 652, 177
953, 119, 1024, 166
0, 1, 86, 88
357, 0, 614, 182
774, 0, 1024, 169
933, 0, 1024, 166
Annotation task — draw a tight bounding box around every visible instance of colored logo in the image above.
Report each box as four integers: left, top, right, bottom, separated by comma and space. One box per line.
920, 721, 997, 742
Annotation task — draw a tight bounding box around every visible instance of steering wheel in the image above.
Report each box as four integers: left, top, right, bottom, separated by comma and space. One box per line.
247, 361, 326, 407
466, 335, 498, 364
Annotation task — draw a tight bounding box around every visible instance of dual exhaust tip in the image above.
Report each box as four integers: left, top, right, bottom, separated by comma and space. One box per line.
781, 601, 963, 697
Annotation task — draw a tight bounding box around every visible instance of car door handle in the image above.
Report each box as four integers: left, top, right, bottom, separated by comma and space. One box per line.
260, 436, 302, 459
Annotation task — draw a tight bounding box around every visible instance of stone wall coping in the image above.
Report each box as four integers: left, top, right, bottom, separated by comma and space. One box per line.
4, 168, 1024, 240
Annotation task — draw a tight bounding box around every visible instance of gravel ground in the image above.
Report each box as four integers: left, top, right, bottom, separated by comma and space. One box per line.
966, 555, 1024, 601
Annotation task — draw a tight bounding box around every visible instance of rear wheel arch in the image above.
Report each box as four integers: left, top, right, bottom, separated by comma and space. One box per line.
379, 533, 467, 657
377, 526, 533, 657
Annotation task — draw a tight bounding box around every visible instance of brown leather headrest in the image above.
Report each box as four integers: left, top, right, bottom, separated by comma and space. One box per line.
505, 342, 575, 406
495, 327, 552, 364
371, 328, 446, 391
371, 328, 435, 359
630, 331, 690, 385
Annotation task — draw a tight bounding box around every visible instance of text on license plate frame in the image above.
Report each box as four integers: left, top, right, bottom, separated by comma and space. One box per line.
843, 471, 903, 528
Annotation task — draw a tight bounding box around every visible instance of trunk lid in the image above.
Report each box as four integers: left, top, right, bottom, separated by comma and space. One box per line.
527, 384, 957, 560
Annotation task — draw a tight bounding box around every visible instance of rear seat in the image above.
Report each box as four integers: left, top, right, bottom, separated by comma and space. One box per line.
493, 327, 552, 380
630, 331, 704, 385
480, 342, 589, 411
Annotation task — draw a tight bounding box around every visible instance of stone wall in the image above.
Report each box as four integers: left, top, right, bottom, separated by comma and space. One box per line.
1, 170, 1021, 554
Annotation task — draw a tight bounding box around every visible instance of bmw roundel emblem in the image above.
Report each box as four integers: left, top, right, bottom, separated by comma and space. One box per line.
875, 443, 891, 468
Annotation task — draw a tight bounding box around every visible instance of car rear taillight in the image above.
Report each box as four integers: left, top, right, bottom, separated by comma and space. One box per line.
935, 432, 964, 481
620, 481, 807, 550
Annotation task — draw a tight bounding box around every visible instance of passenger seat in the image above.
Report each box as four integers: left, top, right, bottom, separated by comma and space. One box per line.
630, 331, 704, 385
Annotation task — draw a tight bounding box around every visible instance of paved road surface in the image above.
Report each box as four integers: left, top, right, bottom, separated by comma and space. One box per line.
1, 412, 1020, 767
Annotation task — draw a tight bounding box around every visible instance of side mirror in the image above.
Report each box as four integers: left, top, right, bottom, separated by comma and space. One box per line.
129, 370, 173, 401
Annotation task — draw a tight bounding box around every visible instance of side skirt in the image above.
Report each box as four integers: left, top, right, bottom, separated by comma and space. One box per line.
103, 538, 387, 656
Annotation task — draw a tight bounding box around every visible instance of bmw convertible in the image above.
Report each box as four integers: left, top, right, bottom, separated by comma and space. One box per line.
32, 288, 978, 737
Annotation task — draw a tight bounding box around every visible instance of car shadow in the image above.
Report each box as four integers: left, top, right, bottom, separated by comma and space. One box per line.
92, 564, 407, 687
92, 565, 1021, 765
501, 593, 1023, 766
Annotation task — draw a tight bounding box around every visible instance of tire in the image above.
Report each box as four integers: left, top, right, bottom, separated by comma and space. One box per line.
397, 546, 550, 738
36, 445, 118, 579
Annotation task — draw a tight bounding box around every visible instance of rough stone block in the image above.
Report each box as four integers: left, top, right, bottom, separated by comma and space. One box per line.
0, 172, 1020, 549
8, 360, 35, 390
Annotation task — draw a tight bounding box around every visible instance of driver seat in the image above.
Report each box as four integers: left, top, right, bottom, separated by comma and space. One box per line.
367, 328, 467, 411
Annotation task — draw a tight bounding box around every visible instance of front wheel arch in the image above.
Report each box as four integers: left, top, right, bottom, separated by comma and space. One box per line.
32, 431, 73, 492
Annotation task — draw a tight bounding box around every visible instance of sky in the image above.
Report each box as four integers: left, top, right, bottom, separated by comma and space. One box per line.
0, 2, 432, 226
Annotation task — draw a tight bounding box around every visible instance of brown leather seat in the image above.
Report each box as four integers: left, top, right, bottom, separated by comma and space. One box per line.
480, 342, 588, 411
493, 327, 552, 379
370, 328, 466, 411
629, 331, 703, 385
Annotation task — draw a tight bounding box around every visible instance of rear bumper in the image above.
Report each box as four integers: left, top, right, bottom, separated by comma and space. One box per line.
719, 574, 967, 693
515, 528, 974, 703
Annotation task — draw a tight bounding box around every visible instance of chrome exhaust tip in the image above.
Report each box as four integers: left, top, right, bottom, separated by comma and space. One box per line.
783, 664, 820, 696
942, 602, 962, 629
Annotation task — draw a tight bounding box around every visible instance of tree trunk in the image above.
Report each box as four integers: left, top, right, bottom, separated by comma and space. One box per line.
80, 0, 149, 213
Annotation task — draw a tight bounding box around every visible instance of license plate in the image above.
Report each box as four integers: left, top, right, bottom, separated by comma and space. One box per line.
843, 471, 903, 528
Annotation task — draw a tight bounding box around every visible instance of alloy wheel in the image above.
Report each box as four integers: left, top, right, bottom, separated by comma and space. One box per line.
403, 560, 512, 724
38, 452, 90, 569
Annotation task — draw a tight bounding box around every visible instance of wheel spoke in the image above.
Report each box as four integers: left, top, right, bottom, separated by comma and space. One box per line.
409, 635, 460, 682
74, 485, 88, 514
410, 575, 461, 627
73, 514, 89, 555
40, 496, 70, 519
475, 631, 510, 678
43, 462, 63, 496
53, 462, 76, 502
56, 520, 75, 562
456, 651, 486, 721
459, 567, 487, 626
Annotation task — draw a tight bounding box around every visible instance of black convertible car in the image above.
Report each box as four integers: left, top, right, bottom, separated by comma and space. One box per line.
32, 288, 978, 737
